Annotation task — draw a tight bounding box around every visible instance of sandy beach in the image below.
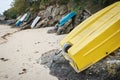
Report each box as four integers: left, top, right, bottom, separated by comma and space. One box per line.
0, 24, 66, 80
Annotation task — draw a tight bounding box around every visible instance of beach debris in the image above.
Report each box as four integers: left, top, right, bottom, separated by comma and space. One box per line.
0, 58, 9, 62
19, 68, 27, 75
1, 33, 11, 40
35, 42, 40, 45
1, 29, 20, 40
0, 38, 7, 45
0, 29, 20, 45
6, 19, 16, 25
16, 49, 20, 52
34, 51, 39, 54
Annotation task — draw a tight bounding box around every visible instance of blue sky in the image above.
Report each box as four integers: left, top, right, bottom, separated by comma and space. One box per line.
0, 0, 13, 15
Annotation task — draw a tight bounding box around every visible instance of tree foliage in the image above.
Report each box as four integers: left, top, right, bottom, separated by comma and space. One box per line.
4, 7, 17, 19
4, 0, 119, 19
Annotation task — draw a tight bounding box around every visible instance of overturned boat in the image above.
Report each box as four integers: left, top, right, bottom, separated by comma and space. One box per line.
60, 2, 120, 72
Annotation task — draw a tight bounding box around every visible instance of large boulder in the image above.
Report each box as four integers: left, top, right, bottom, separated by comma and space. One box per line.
35, 18, 48, 28
38, 49, 120, 80
56, 19, 72, 35
52, 7, 60, 17
46, 5, 54, 14
6, 19, 16, 25
48, 15, 61, 26
44, 6, 54, 18
59, 5, 68, 15
38, 10, 45, 19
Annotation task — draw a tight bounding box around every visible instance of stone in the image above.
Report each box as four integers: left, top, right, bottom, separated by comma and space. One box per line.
64, 23, 74, 33
20, 24, 31, 30
43, 6, 54, 18
79, 9, 91, 23
46, 6, 54, 14
44, 10, 51, 18
35, 18, 48, 28
48, 15, 61, 26
59, 5, 68, 15
6, 19, 16, 25
107, 60, 120, 74
56, 19, 72, 35
38, 48, 120, 80
47, 24, 58, 33
39, 5, 46, 10
38, 10, 45, 18
67, 1, 75, 10
52, 7, 60, 17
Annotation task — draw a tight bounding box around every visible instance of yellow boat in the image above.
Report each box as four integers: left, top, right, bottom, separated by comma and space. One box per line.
60, 2, 120, 73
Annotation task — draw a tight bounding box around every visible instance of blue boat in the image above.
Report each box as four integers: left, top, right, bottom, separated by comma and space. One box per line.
15, 20, 22, 27
15, 13, 27, 27
58, 11, 76, 27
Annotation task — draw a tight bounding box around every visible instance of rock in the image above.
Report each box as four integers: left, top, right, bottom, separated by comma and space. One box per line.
79, 9, 91, 23
52, 7, 60, 17
0, 58, 9, 62
67, 1, 74, 10
48, 15, 61, 26
44, 10, 51, 18
20, 22, 27, 28
74, 14, 81, 26
6, 19, 16, 25
57, 19, 72, 35
43, 6, 54, 18
64, 23, 74, 33
46, 6, 54, 14
39, 5, 46, 10
38, 49, 120, 80
39, 49, 59, 67
38, 10, 45, 19
19, 68, 27, 75
59, 5, 68, 15
35, 18, 48, 28
20, 23, 31, 30
55, 15, 61, 21
107, 60, 120, 74
0, 16, 5, 21
47, 25, 58, 34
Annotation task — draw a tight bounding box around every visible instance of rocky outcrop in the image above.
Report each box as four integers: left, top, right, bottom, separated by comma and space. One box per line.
38, 49, 120, 80
13, 3, 91, 34
36, 4, 69, 28
35, 4, 91, 35
52, 7, 60, 17
59, 5, 68, 15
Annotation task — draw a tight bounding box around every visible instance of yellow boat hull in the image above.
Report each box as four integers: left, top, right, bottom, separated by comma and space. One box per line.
60, 2, 120, 72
